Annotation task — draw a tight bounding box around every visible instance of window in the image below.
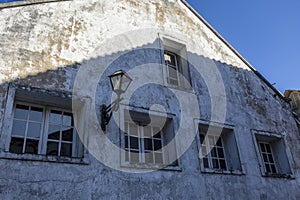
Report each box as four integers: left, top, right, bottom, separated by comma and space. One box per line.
9, 102, 82, 158
46, 110, 75, 157
124, 121, 163, 164
197, 123, 242, 174
253, 131, 293, 177
164, 51, 180, 86
258, 142, 277, 174
121, 109, 178, 168
10, 104, 44, 154
200, 133, 227, 170
162, 37, 191, 90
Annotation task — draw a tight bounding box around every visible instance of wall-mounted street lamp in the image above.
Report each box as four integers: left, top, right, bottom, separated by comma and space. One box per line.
101, 70, 132, 131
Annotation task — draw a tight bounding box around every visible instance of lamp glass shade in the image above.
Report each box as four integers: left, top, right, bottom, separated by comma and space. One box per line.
109, 70, 132, 94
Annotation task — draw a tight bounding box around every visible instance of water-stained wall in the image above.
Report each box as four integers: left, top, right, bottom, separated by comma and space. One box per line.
0, 0, 299, 199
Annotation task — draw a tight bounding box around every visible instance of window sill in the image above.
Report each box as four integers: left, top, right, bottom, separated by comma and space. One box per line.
262, 173, 294, 179
200, 168, 245, 176
120, 162, 182, 172
166, 84, 195, 94
0, 151, 90, 165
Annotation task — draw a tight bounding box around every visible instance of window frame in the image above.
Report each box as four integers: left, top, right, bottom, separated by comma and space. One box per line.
195, 120, 244, 175
123, 121, 165, 165
258, 141, 277, 174
159, 34, 192, 92
9, 102, 81, 158
164, 50, 181, 87
0, 86, 88, 165
9, 101, 46, 155
252, 130, 294, 178
119, 105, 181, 171
199, 133, 229, 171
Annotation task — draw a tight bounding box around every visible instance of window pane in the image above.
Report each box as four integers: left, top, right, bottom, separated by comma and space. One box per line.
208, 136, 214, 146
143, 126, 151, 137
24, 139, 39, 154
11, 120, 26, 136
212, 159, 219, 169
14, 105, 29, 119
164, 53, 171, 64
125, 150, 129, 161
270, 164, 277, 173
129, 123, 138, 137
211, 148, 217, 158
130, 136, 139, 150
9, 137, 24, 154
48, 125, 60, 140
144, 138, 153, 151
164, 52, 176, 66
219, 160, 227, 170
130, 150, 139, 163
61, 127, 73, 142
50, 110, 62, 124
263, 153, 268, 162
125, 123, 129, 134
268, 154, 275, 163
29, 107, 43, 122
47, 142, 59, 156
216, 138, 222, 147
260, 143, 266, 152
200, 134, 205, 145
153, 128, 161, 139
265, 144, 272, 153
203, 157, 209, 168
168, 66, 178, 79
154, 139, 162, 151
265, 164, 271, 173
125, 136, 128, 148
145, 152, 154, 163
217, 148, 225, 158
63, 112, 73, 126
27, 122, 41, 138
201, 146, 207, 157
154, 152, 163, 164
61, 143, 72, 157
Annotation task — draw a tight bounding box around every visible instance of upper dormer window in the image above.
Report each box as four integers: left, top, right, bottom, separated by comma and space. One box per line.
164, 51, 180, 86
162, 37, 191, 90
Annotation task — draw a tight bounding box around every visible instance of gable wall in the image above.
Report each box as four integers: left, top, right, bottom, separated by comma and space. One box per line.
0, 0, 299, 199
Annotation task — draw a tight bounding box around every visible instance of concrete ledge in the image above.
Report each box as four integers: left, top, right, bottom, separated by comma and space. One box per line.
0, 151, 90, 165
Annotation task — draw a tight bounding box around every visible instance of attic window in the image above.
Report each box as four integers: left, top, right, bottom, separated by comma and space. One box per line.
162, 38, 192, 90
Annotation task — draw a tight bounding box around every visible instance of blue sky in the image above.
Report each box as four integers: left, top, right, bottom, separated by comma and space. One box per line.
0, 0, 21, 2
187, 0, 300, 93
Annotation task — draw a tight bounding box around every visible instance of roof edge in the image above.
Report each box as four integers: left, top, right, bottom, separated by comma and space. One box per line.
180, 0, 286, 101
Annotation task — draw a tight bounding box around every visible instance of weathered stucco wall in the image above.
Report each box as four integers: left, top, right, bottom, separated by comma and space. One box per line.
0, 0, 299, 199
0, 0, 252, 84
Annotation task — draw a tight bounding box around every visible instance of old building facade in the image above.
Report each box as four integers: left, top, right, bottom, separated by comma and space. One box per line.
0, 0, 299, 199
